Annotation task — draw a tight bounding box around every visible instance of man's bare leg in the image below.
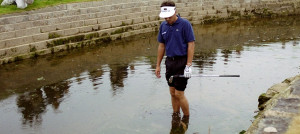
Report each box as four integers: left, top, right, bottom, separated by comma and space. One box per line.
169, 87, 180, 113
175, 90, 190, 116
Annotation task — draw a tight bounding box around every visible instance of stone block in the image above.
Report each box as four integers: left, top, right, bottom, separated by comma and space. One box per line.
216, 9, 227, 14
291, 80, 300, 96
257, 116, 291, 134
95, 12, 105, 18
120, 8, 132, 15
41, 25, 56, 33
70, 15, 81, 22
124, 14, 133, 20
5, 38, 24, 48
217, 13, 229, 18
148, 16, 159, 21
98, 17, 110, 24
23, 36, 34, 44
110, 10, 120, 16
32, 41, 48, 50
32, 33, 48, 42
14, 22, 34, 31
190, 11, 198, 16
52, 11, 66, 18
32, 20, 49, 27
0, 49, 6, 58
272, 98, 300, 114
79, 26, 93, 33
0, 40, 6, 49
108, 16, 117, 22
143, 27, 153, 33
14, 45, 31, 55
48, 18, 61, 25
143, 16, 150, 22
66, 9, 81, 16
207, 10, 217, 15
87, 7, 100, 14
64, 28, 79, 36
176, 3, 185, 8
84, 19, 98, 26
0, 25, 14, 32
116, 15, 126, 21
132, 18, 143, 24
111, 21, 122, 27
144, 6, 157, 12
180, 7, 190, 12
4, 48, 15, 57
111, 4, 122, 10
56, 23, 71, 30
85, 14, 97, 20
92, 25, 99, 31
28, 14, 41, 21
80, 8, 88, 14
180, 12, 189, 17
16, 28, 41, 38
121, 19, 133, 25
99, 23, 111, 29
16, 16, 29, 24
1, 17, 17, 25
0, 31, 15, 40
0, 18, 8, 25
70, 21, 84, 28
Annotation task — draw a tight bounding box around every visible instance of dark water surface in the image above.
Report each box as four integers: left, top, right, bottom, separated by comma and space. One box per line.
1, 17, 300, 134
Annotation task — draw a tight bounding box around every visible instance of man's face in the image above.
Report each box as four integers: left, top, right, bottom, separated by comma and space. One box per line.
164, 13, 177, 25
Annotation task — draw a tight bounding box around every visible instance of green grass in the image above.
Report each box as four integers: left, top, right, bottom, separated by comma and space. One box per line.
0, 0, 101, 16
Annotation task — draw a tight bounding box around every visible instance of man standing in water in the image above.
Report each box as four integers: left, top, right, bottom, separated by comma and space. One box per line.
155, 0, 195, 120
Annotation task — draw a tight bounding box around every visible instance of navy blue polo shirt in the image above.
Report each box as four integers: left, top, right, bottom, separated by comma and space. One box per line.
157, 16, 195, 57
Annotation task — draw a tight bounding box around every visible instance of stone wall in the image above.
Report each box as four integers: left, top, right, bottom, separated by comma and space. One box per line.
0, 0, 300, 64
246, 75, 300, 134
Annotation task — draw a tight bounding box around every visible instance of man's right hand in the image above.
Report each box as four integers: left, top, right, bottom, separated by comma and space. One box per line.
155, 66, 161, 78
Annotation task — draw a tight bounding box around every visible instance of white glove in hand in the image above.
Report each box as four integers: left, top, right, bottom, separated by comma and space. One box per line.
184, 65, 192, 78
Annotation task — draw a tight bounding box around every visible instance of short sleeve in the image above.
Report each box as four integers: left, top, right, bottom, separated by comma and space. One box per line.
157, 23, 165, 43
184, 21, 195, 43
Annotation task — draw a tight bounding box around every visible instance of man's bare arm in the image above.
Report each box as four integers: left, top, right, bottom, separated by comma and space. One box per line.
186, 41, 195, 66
155, 43, 165, 78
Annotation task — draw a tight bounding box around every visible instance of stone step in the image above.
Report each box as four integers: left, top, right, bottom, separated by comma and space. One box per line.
0, 1, 161, 26
0, 13, 161, 49
0, 26, 158, 64
0, 9, 160, 41
0, 5, 161, 33
0, 19, 161, 59
0, 0, 207, 30
0, 0, 210, 34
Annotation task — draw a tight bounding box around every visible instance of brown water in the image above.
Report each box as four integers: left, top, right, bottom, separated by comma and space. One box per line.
0, 17, 300, 134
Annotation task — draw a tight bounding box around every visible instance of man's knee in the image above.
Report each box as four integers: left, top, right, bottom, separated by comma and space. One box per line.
169, 87, 176, 97
174, 90, 184, 99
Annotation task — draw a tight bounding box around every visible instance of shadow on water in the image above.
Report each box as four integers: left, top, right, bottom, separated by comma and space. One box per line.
0, 16, 300, 134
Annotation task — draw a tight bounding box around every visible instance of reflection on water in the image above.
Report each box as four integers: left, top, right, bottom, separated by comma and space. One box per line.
0, 17, 300, 134
17, 81, 70, 127
170, 113, 189, 134
109, 64, 128, 93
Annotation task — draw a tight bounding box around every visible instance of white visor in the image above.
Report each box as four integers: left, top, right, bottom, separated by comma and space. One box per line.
159, 6, 176, 18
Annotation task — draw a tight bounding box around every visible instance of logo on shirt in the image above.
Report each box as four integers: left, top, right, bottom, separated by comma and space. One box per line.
162, 31, 167, 35
176, 29, 179, 31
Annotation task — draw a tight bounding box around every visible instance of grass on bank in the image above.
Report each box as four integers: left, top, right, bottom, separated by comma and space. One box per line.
0, 0, 101, 16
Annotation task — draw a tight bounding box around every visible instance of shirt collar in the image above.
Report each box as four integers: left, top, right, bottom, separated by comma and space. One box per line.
165, 15, 182, 26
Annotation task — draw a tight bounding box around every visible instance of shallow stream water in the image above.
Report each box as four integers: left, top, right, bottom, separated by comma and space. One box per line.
0, 17, 300, 134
